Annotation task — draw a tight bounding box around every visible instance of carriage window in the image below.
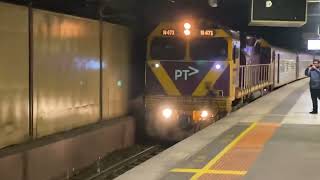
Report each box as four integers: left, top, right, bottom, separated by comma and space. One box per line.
190, 38, 228, 61
150, 37, 186, 60
260, 47, 271, 64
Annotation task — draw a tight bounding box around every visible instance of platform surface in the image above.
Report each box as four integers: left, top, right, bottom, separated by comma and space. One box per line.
116, 79, 320, 180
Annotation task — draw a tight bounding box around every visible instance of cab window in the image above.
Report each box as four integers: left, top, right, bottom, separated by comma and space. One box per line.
150, 37, 186, 60
232, 45, 239, 62
190, 38, 228, 61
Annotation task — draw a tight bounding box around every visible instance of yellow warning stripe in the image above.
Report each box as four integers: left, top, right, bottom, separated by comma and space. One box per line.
190, 122, 257, 180
192, 63, 228, 96
147, 62, 180, 96
171, 168, 247, 176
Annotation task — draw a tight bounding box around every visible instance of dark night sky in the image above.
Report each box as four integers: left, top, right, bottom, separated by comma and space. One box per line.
4, 0, 318, 51
142, 0, 319, 51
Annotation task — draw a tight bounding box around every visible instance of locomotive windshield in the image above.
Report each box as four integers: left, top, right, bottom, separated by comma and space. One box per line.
150, 37, 186, 60
190, 38, 228, 61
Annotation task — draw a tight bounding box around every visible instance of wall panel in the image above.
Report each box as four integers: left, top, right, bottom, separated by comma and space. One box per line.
33, 10, 100, 137
102, 23, 131, 119
0, 2, 29, 148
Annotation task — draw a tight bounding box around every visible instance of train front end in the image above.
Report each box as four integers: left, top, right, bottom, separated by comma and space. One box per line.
145, 20, 240, 140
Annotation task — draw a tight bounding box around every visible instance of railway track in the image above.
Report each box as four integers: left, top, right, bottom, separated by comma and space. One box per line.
70, 145, 166, 180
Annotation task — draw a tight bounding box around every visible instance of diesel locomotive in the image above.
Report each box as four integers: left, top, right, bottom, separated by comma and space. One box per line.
144, 19, 313, 140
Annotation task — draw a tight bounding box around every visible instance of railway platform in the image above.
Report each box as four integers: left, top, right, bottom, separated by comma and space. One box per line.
116, 78, 320, 180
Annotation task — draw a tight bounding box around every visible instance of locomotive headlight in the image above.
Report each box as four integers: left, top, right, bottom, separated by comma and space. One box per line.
184, 23, 191, 30
183, 22, 191, 36
162, 108, 173, 119
215, 64, 221, 70
201, 111, 209, 118
184, 29, 191, 36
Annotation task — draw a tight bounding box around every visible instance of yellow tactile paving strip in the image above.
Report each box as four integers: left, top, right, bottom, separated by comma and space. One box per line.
211, 148, 261, 172
210, 123, 279, 174
171, 122, 280, 180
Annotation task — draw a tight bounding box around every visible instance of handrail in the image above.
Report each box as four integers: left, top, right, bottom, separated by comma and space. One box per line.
239, 64, 273, 90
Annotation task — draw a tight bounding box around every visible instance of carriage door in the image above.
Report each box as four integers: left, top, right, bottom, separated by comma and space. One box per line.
296, 55, 299, 79
233, 41, 240, 89
272, 51, 276, 87
277, 53, 280, 84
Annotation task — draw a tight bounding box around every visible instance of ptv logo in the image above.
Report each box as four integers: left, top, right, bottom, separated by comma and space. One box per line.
175, 66, 200, 80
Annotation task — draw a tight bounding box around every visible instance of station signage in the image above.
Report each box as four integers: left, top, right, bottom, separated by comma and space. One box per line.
308, 40, 320, 50
249, 0, 306, 27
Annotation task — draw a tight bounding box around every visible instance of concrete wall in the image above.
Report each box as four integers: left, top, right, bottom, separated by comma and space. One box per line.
0, 1, 29, 148
33, 9, 101, 137
0, 117, 135, 180
0, 2, 133, 149
102, 22, 131, 119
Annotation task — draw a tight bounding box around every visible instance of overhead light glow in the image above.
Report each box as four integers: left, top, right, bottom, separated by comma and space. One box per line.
155, 63, 160, 68
215, 64, 221, 70
266, 0, 273, 8
117, 80, 123, 87
208, 0, 218, 7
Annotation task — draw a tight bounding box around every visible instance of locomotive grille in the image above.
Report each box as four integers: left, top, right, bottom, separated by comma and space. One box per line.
144, 95, 226, 111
